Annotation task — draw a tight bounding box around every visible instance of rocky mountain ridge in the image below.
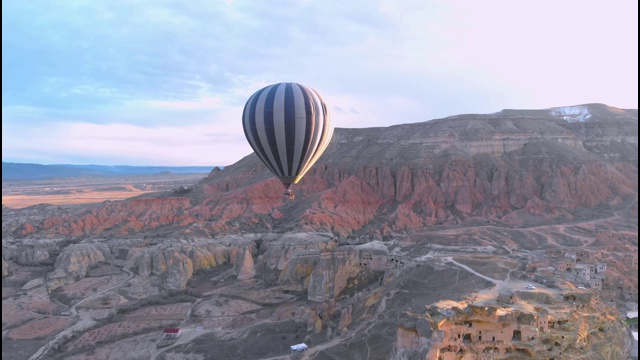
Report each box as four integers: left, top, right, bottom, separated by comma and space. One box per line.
2, 104, 636, 240
1, 103, 636, 359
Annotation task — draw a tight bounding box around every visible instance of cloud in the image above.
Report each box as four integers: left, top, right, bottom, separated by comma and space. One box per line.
3, 117, 252, 166
2, 92, 255, 165
2, 0, 637, 165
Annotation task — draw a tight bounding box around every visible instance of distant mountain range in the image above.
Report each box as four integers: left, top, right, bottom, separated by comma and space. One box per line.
1, 162, 220, 180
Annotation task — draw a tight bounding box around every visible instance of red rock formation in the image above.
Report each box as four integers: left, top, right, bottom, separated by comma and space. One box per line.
3, 104, 637, 239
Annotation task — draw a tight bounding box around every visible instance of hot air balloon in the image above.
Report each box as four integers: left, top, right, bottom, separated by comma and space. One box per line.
242, 82, 334, 200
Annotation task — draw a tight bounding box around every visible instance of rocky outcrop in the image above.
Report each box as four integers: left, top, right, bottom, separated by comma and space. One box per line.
268, 237, 390, 302
163, 249, 194, 290
2, 246, 42, 263
338, 304, 353, 331
2, 104, 636, 239
15, 248, 50, 265
2, 258, 9, 277
274, 248, 321, 286
394, 302, 631, 360
233, 245, 256, 280
307, 249, 362, 302
119, 233, 390, 293
124, 237, 261, 289
128, 243, 225, 277
54, 243, 114, 278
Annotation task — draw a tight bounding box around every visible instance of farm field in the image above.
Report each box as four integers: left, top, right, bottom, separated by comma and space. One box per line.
2, 173, 207, 208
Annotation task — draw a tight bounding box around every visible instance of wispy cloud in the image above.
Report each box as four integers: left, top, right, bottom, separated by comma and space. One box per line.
3, 118, 251, 166
2, 0, 637, 165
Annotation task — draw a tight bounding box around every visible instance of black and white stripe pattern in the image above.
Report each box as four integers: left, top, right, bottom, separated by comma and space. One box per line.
242, 82, 333, 187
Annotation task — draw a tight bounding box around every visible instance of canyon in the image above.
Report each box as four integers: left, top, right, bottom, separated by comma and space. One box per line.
2, 104, 637, 359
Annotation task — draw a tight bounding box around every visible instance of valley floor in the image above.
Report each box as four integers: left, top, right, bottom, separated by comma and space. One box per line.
2, 200, 637, 360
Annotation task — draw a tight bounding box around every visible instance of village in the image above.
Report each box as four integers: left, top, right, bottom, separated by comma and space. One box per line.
2, 223, 637, 359
521, 230, 638, 318
145, 229, 638, 358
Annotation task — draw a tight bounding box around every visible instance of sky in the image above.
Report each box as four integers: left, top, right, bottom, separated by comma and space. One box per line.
2, 0, 638, 166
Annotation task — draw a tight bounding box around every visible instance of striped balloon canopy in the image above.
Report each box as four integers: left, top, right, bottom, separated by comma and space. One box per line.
242, 82, 334, 190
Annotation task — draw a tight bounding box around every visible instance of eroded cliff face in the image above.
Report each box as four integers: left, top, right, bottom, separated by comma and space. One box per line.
233, 245, 256, 280
0, 105, 636, 360
124, 238, 253, 289
4, 159, 634, 240
92, 232, 396, 296
116, 233, 391, 296
1, 229, 634, 359
307, 249, 359, 302
258, 236, 390, 301
2, 258, 9, 277
2, 246, 50, 266
54, 243, 114, 278
17, 248, 50, 266
394, 301, 631, 360
2, 104, 636, 239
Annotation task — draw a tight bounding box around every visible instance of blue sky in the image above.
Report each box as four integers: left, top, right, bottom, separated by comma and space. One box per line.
2, 0, 638, 166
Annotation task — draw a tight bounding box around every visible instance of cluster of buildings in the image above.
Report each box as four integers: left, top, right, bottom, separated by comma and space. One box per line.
525, 251, 605, 289
523, 249, 637, 316
426, 305, 561, 359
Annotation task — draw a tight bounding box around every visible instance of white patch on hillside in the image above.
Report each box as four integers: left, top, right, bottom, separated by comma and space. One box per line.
549, 106, 592, 122
355, 240, 388, 252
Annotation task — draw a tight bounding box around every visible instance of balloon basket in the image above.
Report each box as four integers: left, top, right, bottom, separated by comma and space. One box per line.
284, 189, 295, 201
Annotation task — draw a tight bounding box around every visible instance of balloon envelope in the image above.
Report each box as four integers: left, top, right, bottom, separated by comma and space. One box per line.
242, 82, 333, 188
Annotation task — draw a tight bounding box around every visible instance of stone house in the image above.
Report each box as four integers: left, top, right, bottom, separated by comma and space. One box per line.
428, 306, 548, 359
556, 260, 576, 271
571, 264, 591, 283
497, 291, 516, 304
589, 275, 605, 291
444, 319, 540, 346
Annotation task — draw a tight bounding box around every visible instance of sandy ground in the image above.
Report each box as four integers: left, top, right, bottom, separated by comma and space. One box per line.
2, 190, 151, 208
2, 173, 206, 208
9, 317, 74, 340
1, 198, 635, 360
